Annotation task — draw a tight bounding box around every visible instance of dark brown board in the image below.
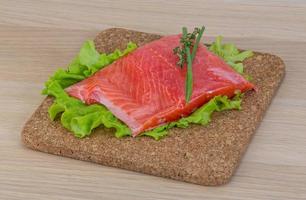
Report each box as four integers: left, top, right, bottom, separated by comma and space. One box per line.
22, 28, 285, 186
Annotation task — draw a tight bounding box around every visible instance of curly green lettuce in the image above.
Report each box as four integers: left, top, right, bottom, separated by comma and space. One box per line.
142, 93, 242, 140
43, 41, 137, 138
46, 81, 132, 138
43, 37, 252, 140
209, 36, 253, 74
42, 41, 137, 94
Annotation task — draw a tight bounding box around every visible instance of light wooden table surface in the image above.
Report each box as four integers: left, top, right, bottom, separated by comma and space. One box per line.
1, 0, 306, 199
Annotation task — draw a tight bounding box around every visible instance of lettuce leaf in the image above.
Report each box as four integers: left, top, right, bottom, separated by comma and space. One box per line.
142, 93, 242, 140
43, 41, 136, 138
42, 41, 137, 94
47, 81, 132, 138
43, 37, 251, 140
209, 36, 253, 74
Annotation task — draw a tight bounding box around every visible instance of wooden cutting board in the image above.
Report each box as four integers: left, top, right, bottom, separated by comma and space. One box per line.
22, 28, 285, 186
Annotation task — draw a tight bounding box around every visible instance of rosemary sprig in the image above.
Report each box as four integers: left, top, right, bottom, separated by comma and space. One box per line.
173, 26, 205, 102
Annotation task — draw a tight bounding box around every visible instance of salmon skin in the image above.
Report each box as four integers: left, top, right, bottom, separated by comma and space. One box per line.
66, 35, 254, 136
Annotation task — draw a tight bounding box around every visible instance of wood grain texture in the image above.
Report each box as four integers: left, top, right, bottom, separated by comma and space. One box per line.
1, 0, 306, 199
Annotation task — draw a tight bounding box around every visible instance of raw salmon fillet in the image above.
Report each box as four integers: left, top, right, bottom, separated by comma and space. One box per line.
66, 35, 254, 136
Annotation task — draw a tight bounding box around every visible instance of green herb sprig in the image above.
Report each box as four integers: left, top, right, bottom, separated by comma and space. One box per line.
173, 26, 205, 102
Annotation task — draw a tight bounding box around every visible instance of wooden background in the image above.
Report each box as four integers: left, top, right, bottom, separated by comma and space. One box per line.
1, 0, 306, 199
